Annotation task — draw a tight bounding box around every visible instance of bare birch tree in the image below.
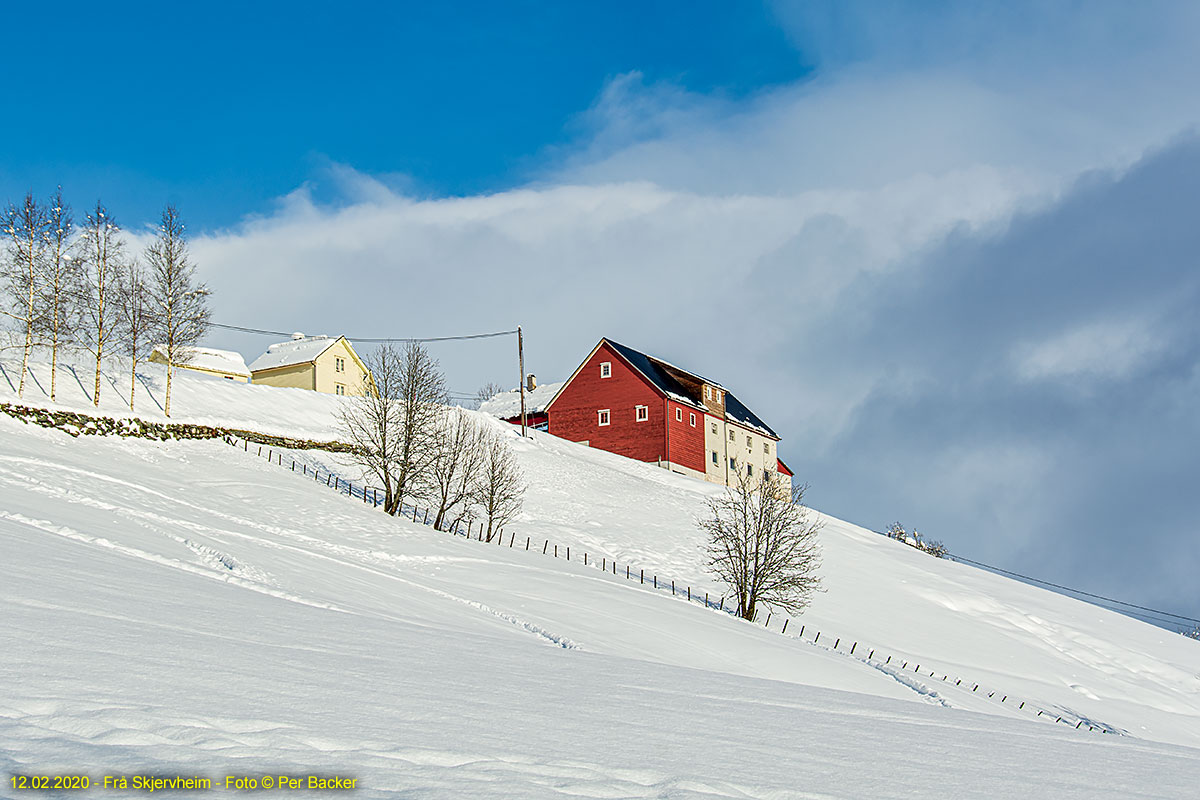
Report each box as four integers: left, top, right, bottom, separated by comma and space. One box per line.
38, 188, 78, 401
423, 407, 488, 531
76, 201, 126, 406
337, 341, 447, 516
701, 473, 822, 620
473, 381, 504, 410
145, 205, 209, 417
2, 192, 49, 398
471, 428, 525, 541
115, 260, 154, 411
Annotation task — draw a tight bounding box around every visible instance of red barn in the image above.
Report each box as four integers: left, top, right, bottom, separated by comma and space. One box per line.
545, 338, 787, 486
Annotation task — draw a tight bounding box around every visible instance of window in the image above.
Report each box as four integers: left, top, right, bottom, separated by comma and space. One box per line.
712, 451, 719, 465
764, 442, 770, 454
689, 412, 696, 426
704, 386, 711, 401
335, 383, 345, 396
335, 357, 345, 373
600, 362, 612, 378
747, 464, 753, 476
729, 457, 737, 470
675, 408, 683, 422
729, 429, 735, 442
598, 409, 610, 426
711, 422, 718, 434
635, 405, 648, 422
746, 436, 752, 449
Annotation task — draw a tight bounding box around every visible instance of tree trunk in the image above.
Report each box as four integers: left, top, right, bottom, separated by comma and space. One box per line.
129, 360, 137, 411
93, 345, 103, 407
164, 362, 173, 417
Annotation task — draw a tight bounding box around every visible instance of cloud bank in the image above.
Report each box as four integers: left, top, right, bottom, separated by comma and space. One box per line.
194, 4, 1200, 621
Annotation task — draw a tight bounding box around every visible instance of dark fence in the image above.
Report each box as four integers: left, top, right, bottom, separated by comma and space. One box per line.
225, 434, 1119, 737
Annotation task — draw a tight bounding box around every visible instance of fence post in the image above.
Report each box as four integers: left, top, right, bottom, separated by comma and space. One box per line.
654, 575, 657, 588
554, 544, 558, 558
626, 566, 630, 579
543, 540, 548, 554
567, 547, 570, 560
671, 580, 674, 595
765, 613, 771, 627
640, 569, 644, 584
799, 625, 804, 637
687, 586, 691, 602
719, 597, 723, 610
814, 632, 820, 643
850, 642, 857, 655
526, 536, 530, 550
584, 553, 588, 566
781, 619, 788, 633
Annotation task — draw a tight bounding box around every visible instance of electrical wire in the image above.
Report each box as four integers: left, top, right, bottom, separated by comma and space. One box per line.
946, 552, 1200, 627
210, 322, 517, 343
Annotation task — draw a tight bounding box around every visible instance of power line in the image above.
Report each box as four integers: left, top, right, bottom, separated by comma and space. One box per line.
210, 322, 518, 343
947, 552, 1200, 627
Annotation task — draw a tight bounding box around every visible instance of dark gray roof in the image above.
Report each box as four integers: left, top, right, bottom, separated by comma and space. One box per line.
605, 339, 778, 439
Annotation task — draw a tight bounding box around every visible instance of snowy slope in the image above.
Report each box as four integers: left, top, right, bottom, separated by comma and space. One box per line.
4, 349, 1200, 796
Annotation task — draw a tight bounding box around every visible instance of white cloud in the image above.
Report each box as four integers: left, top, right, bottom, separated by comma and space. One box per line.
1013, 317, 1165, 383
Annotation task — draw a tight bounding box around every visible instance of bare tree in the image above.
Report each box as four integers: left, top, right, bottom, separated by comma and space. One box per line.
76, 200, 126, 406
473, 381, 504, 410
337, 341, 447, 516
701, 473, 822, 620
471, 427, 525, 541
2, 192, 49, 398
145, 205, 210, 417
115, 261, 154, 411
38, 188, 78, 401
423, 406, 488, 531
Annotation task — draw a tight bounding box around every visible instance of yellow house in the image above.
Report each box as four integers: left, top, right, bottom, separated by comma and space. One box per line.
249, 333, 370, 396
149, 345, 251, 382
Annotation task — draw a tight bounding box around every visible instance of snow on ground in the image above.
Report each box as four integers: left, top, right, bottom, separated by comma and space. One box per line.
4, 349, 1200, 796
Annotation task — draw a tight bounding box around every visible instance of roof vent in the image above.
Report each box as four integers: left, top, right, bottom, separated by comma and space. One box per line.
527, 374, 537, 391
291, 332, 305, 340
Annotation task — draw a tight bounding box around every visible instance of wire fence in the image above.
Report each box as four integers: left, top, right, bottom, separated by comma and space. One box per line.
225, 434, 1123, 738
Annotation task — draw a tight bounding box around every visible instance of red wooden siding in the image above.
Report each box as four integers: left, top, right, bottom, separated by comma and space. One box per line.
666, 400, 706, 474
548, 342, 666, 463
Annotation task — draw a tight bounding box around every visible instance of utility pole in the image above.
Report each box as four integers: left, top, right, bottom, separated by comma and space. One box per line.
518, 325, 527, 438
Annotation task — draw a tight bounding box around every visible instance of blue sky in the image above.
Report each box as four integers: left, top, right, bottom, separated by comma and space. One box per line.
5, 2, 1200, 625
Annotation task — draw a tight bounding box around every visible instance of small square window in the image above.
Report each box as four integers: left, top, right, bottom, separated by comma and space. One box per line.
729, 457, 737, 470
712, 451, 719, 465
729, 429, 735, 442
711, 422, 718, 434
746, 436, 752, 449
600, 362, 612, 378
764, 442, 770, 454
689, 412, 696, 426
675, 408, 683, 422
598, 409, 610, 426
747, 464, 753, 476
635, 405, 648, 422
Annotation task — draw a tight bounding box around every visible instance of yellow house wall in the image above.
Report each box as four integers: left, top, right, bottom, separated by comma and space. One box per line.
702, 412, 779, 488
314, 338, 371, 396
251, 363, 316, 390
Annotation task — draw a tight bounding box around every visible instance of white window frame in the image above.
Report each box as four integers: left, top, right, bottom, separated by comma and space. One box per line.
689, 412, 696, 427
335, 383, 345, 396
335, 357, 345, 373
635, 405, 648, 422
712, 450, 719, 465
711, 422, 718, 434
746, 436, 752, 449
764, 442, 770, 454
675, 408, 683, 422
600, 362, 612, 379
598, 409, 610, 426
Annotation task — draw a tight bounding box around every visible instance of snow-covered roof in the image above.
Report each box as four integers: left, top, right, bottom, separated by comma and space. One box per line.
249, 335, 339, 373
479, 381, 564, 419
152, 345, 250, 378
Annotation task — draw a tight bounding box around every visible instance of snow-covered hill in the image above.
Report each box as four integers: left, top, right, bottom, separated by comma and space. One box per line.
3, 349, 1200, 796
